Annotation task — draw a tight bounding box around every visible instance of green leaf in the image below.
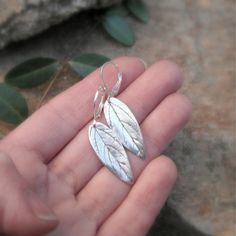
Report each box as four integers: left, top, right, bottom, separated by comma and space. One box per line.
107, 4, 129, 16
5, 58, 59, 88
102, 15, 135, 47
126, 0, 149, 23
69, 53, 110, 77
0, 83, 28, 124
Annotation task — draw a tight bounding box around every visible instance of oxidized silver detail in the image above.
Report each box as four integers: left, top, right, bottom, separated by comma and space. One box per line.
89, 121, 133, 184
104, 97, 145, 159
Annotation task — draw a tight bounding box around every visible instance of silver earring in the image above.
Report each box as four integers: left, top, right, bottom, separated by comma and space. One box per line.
88, 62, 145, 184
102, 62, 145, 159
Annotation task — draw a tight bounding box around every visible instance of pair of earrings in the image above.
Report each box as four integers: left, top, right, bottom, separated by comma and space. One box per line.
88, 62, 145, 184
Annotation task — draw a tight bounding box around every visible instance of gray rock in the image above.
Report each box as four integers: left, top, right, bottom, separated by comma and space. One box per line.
0, 0, 121, 49
148, 204, 211, 236
166, 131, 235, 236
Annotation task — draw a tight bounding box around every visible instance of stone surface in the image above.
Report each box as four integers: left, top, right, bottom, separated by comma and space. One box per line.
148, 204, 211, 236
0, 0, 121, 49
0, 0, 235, 236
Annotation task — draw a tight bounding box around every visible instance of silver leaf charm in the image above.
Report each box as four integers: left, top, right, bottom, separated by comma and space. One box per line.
89, 121, 133, 183
104, 97, 145, 159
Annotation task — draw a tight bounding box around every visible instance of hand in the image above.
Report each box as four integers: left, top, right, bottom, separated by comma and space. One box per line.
0, 57, 191, 236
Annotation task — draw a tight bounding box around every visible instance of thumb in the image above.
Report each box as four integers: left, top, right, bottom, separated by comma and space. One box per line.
0, 153, 58, 236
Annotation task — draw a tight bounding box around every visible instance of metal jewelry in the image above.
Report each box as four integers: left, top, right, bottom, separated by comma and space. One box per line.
88, 61, 145, 184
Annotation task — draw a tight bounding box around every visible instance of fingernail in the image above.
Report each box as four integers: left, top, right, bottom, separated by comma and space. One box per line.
27, 190, 57, 222
137, 58, 148, 70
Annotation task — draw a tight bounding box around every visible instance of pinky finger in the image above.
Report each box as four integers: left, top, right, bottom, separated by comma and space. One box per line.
97, 156, 177, 236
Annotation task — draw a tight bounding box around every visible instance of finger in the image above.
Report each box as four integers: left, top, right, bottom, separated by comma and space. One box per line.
0, 153, 58, 236
49, 60, 184, 192
1, 57, 146, 164
97, 156, 177, 236
75, 93, 191, 229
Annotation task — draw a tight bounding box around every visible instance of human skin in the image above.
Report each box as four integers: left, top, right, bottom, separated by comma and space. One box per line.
0, 57, 192, 236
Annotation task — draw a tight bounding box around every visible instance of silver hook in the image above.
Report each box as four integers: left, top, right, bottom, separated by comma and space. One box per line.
93, 61, 123, 121
100, 61, 122, 97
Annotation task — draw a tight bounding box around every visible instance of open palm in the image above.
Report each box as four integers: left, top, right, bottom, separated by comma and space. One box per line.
0, 57, 191, 236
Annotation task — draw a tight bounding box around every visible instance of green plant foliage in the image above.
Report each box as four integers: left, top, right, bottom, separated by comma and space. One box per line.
5, 58, 59, 88
69, 53, 110, 77
102, 15, 135, 46
107, 4, 129, 16
0, 83, 28, 124
126, 0, 149, 23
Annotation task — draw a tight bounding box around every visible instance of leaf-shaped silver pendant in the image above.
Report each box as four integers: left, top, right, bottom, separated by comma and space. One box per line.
104, 97, 145, 159
89, 121, 133, 183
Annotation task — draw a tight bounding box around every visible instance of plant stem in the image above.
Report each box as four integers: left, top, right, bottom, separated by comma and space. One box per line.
37, 62, 67, 109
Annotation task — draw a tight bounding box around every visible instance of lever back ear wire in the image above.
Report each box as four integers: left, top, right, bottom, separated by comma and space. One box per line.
93, 61, 123, 121
100, 61, 123, 98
